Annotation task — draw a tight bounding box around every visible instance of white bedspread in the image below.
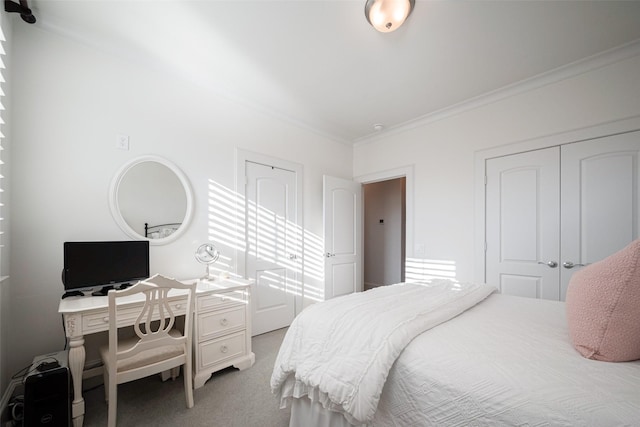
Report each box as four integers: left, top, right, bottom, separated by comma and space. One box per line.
370, 294, 640, 426
270, 280, 496, 425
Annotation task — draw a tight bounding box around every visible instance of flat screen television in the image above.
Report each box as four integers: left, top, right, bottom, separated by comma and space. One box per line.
62, 241, 150, 297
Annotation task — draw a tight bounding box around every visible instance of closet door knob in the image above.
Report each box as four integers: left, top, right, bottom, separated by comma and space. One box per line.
537, 261, 558, 268
563, 261, 586, 269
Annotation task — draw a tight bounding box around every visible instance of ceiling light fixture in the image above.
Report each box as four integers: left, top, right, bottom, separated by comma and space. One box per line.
365, 0, 415, 33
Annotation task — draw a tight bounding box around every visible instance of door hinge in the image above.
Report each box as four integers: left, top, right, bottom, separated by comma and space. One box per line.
484, 175, 487, 185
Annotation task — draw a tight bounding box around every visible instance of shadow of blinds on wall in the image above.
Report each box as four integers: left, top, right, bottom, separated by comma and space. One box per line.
0, 22, 5, 281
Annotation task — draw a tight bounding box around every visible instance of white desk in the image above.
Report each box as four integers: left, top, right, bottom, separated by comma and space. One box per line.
59, 278, 255, 427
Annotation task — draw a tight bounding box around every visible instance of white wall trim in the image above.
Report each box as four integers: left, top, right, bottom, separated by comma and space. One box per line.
355, 39, 640, 147
364, 281, 384, 289
473, 115, 640, 284
355, 165, 415, 258
235, 148, 304, 315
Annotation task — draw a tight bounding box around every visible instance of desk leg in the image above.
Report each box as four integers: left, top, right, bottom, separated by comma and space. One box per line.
68, 336, 85, 427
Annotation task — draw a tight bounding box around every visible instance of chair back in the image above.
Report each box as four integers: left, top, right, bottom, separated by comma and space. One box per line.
107, 274, 196, 368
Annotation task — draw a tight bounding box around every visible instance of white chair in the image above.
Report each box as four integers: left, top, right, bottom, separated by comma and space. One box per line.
99, 274, 196, 427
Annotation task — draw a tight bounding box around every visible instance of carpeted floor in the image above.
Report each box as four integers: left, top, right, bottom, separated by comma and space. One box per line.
83, 327, 290, 427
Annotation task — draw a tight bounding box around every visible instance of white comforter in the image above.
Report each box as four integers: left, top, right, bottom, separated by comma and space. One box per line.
270, 280, 496, 425
370, 294, 640, 426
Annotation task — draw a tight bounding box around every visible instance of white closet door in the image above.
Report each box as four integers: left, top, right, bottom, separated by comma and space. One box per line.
245, 161, 298, 335
560, 131, 640, 300
486, 130, 640, 301
485, 147, 560, 300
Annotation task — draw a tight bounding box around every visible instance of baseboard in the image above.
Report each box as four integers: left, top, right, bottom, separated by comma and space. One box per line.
364, 281, 383, 290
83, 365, 103, 380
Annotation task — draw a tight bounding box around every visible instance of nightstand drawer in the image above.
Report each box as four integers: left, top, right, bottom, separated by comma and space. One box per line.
197, 291, 246, 312
199, 331, 246, 368
197, 306, 245, 341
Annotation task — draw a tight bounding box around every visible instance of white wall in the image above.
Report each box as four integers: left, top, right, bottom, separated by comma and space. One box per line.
8, 23, 352, 376
354, 49, 640, 285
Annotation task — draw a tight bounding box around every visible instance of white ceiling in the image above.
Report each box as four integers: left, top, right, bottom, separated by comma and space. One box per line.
26, 0, 640, 144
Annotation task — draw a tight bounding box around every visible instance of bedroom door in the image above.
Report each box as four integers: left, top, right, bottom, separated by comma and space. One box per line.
323, 175, 363, 299
485, 130, 640, 301
245, 161, 298, 335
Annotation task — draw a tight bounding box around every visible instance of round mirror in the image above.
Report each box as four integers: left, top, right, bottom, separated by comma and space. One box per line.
109, 155, 194, 245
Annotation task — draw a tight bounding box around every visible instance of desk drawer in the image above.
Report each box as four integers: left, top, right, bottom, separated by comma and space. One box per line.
82, 300, 188, 334
197, 306, 245, 342
197, 291, 246, 312
198, 331, 246, 369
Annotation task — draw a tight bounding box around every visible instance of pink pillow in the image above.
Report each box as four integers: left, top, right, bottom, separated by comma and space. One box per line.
566, 239, 640, 362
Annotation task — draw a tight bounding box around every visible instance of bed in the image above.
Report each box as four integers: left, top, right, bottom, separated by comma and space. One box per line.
271, 278, 640, 426
144, 222, 181, 239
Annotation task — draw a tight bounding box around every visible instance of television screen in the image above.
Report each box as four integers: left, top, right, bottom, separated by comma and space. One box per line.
63, 241, 150, 292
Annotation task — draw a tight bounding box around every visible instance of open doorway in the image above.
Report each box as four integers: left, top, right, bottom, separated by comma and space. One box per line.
363, 177, 406, 290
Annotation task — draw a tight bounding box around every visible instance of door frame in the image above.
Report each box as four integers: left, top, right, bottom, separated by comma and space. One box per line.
236, 148, 304, 316
473, 115, 640, 284
355, 165, 415, 263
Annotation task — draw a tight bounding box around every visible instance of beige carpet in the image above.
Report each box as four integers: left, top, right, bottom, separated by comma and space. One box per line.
83, 327, 290, 427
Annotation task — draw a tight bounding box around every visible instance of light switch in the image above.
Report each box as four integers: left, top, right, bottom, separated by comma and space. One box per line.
116, 134, 130, 150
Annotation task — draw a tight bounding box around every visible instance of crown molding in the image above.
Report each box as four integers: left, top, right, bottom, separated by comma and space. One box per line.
354, 38, 640, 148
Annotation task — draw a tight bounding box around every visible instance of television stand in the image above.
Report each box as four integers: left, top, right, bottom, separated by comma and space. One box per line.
61, 290, 84, 299
91, 286, 114, 296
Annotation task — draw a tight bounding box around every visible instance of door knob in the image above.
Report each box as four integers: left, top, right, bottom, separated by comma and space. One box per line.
325, 252, 335, 258
563, 261, 586, 269
537, 261, 558, 268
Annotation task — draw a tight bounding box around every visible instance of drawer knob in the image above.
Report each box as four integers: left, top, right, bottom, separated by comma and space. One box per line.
220, 318, 229, 326
221, 297, 228, 302
103, 317, 109, 323
220, 345, 228, 354
175, 304, 182, 309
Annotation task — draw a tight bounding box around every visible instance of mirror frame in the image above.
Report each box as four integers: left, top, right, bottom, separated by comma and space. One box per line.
109, 155, 194, 245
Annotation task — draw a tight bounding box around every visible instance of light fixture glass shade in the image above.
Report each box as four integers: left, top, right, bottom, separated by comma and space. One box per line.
365, 0, 415, 33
